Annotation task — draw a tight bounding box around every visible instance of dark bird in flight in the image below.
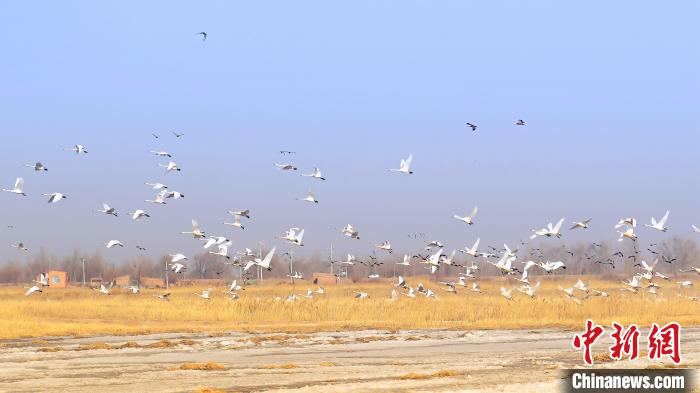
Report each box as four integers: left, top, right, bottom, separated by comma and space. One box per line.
136, 245, 146, 251
662, 256, 677, 264
515, 119, 526, 126
173, 132, 185, 138
152, 133, 159, 139
466, 123, 477, 131
198, 32, 207, 41
280, 150, 296, 155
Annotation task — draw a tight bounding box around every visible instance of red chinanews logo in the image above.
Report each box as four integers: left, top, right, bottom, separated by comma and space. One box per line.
572, 319, 681, 365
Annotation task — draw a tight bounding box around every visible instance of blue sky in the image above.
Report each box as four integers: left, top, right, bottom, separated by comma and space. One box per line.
0, 1, 698, 262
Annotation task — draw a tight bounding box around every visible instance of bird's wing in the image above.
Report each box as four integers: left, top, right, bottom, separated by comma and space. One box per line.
658, 210, 670, 226
15, 177, 23, 189
472, 237, 481, 251
470, 206, 478, 218
192, 219, 200, 231
693, 225, 700, 233
553, 218, 565, 232
405, 154, 413, 168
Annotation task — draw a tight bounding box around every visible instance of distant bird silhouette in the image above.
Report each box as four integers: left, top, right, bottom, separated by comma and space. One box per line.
466, 123, 477, 131
515, 119, 526, 126
197, 32, 207, 41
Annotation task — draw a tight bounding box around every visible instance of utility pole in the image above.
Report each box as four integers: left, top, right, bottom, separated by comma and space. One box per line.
81, 257, 86, 287
288, 251, 294, 283
330, 244, 334, 275
165, 259, 169, 289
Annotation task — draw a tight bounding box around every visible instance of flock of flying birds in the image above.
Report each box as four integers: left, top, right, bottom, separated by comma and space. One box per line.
5, 107, 700, 303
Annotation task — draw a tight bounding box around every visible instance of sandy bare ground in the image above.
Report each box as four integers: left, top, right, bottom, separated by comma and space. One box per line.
1, 328, 699, 393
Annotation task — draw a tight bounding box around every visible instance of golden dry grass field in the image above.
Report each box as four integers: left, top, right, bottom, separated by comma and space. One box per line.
1, 276, 698, 340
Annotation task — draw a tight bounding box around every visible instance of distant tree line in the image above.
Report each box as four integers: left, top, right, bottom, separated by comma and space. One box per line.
1, 237, 698, 284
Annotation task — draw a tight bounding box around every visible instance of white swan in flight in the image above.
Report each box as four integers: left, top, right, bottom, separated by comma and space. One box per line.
11, 241, 28, 251
491, 253, 517, 275
228, 209, 250, 218
227, 280, 243, 293
169, 253, 188, 263
169, 263, 187, 274
25, 285, 42, 296
615, 217, 636, 229
158, 161, 181, 172
43, 192, 67, 203
389, 154, 413, 174
375, 241, 393, 254
244, 246, 276, 271
145, 190, 167, 205
208, 242, 231, 259
453, 206, 478, 225
278, 228, 304, 246
518, 281, 540, 298
302, 167, 326, 180
181, 219, 206, 239
2, 178, 26, 196
97, 203, 118, 217
34, 273, 48, 286
340, 224, 360, 239
275, 163, 298, 171
537, 260, 566, 273
128, 210, 150, 220
149, 150, 172, 157
64, 144, 88, 154
25, 162, 48, 172
461, 238, 480, 257
145, 182, 168, 190
223, 215, 245, 230
298, 190, 318, 203
202, 236, 229, 249
693, 225, 700, 233
104, 240, 124, 248
195, 288, 212, 300
95, 283, 112, 295
677, 281, 693, 288
530, 218, 565, 239
500, 286, 515, 300
165, 190, 185, 199
425, 240, 444, 249
617, 226, 637, 242
644, 210, 669, 232
354, 291, 369, 299
569, 219, 591, 230
396, 254, 412, 266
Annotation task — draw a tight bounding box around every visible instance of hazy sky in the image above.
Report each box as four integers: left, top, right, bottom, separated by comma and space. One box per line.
0, 1, 698, 263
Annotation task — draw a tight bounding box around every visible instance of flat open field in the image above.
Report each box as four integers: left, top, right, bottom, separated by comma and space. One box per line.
1, 276, 698, 339
1, 328, 699, 393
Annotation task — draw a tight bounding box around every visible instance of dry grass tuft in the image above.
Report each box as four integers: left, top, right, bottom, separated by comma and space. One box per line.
171, 362, 227, 371
144, 339, 178, 349
77, 342, 114, 351
260, 363, 299, 369
592, 352, 615, 363
399, 369, 458, 380
194, 388, 228, 393
37, 346, 61, 352
319, 361, 337, 367
646, 363, 685, 369
249, 334, 308, 345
